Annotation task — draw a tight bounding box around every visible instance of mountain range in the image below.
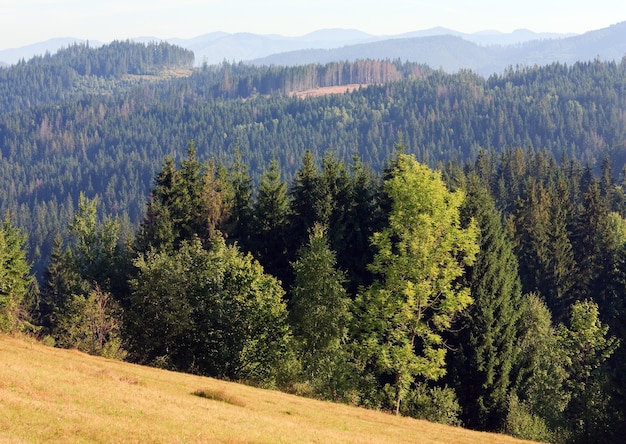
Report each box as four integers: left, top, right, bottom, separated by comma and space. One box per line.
1, 22, 625, 76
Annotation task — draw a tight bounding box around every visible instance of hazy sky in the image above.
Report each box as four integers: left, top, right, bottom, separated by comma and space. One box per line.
2, 0, 626, 50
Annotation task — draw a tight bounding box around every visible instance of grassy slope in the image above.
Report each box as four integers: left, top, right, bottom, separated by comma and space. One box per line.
0, 335, 535, 444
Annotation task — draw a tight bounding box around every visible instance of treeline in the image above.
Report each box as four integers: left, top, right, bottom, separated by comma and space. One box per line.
54, 40, 195, 77
2, 48, 626, 278
202, 59, 423, 98
3, 144, 625, 443
0, 40, 194, 115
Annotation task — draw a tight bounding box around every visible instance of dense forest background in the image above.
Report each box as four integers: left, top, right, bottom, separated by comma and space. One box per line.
2, 41, 626, 443
1, 41, 626, 274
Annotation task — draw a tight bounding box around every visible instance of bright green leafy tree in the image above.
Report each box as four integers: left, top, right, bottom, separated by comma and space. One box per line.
354, 154, 478, 415
509, 293, 569, 442
559, 299, 619, 442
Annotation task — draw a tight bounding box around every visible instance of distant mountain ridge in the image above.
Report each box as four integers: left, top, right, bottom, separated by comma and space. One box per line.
1, 22, 624, 76
0, 26, 576, 67
251, 22, 626, 76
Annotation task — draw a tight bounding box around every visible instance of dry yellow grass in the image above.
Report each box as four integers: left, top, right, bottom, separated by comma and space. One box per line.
290, 84, 367, 98
0, 335, 536, 443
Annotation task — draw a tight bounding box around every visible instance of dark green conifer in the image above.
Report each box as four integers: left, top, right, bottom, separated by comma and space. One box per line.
448, 175, 524, 431
251, 159, 290, 282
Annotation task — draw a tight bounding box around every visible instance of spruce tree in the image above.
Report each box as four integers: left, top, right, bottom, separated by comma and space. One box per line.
221, 148, 254, 250
448, 175, 524, 431
571, 180, 607, 304
251, 159, 290, 283
288, 149, 325, 253
135, 142, 208, 253
0, 218, 35, 333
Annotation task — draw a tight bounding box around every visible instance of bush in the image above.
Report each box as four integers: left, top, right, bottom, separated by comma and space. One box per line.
54, 286, 126, 359
504, 394, 555, 442
402, 383, 462, 426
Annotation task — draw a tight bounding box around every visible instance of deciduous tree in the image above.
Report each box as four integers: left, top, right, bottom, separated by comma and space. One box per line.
354, 154, 478, 414
290, 223, 351, 399
128, 235, 291, 385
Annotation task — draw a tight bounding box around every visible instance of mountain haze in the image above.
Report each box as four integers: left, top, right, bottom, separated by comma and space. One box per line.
0, 24, 604, 74
251, 22, 626, 76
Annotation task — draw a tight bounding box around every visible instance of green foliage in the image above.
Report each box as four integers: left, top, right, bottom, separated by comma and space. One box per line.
68, 193, 123, 291
136, 143, 212, 252
401, 383, 462, 426
128, 235, 291, 385
512, 178, 577, 321
221, 148, 254, 247
54, 286, 126, 359
4, 57, 626, 277
38, 194, 128, 356
0, 219, 35, 333
354, 154, 478, 414
513, 293, 569, 435
250, 159, 291, 281
289, 223, 352, 400
5, 43, 626, 438
559, 300, 619, 442
448, 175, 523, 430
504, 394, 555, 443
0, 40, 194, 115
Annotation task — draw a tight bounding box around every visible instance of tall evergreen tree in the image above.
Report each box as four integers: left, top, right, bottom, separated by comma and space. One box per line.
334, 155, 381, 294
38, 234, 84, 333
513, 178, 576, 321
448, 175, 524, 431
251, 159, 291, 283
571, 180, 607, 304
288, 150, 326, 254
0, 218, 35, 333
135, 142, 209, 253
545, 179, 577, 319
221, 148, 254, 250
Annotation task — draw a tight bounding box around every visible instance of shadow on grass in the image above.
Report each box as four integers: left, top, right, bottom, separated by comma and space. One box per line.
192, 388, 246, 408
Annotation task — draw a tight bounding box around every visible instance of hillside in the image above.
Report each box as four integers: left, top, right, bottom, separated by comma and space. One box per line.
2, 39, 626, 444
0, 335, 534, 443
3, 43, 626, 278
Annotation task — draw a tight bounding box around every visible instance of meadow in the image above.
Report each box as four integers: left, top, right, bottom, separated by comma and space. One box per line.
0, 335, 536, 443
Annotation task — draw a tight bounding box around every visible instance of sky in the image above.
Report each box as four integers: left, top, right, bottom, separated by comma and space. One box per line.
2, 0, 626, 50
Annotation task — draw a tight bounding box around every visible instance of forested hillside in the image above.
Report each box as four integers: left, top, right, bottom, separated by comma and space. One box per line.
1, 41, 626, 274
2, 41, 626, 443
